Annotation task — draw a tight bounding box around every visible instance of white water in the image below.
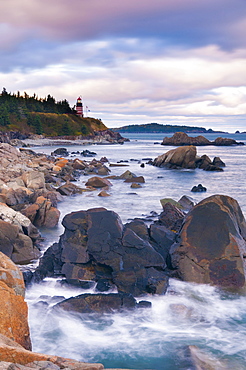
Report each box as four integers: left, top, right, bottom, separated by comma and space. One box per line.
26, 133, 246, 369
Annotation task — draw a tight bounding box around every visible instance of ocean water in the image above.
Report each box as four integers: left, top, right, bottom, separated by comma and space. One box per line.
26, 132, 246, 369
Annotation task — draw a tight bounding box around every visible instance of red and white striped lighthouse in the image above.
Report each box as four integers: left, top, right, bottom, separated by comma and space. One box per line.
76, 96, 83, 117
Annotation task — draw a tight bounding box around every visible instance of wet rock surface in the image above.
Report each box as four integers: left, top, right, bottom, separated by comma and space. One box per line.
153, 145, 225, 171
34, 208, 170, 297
170, 194, 246, 289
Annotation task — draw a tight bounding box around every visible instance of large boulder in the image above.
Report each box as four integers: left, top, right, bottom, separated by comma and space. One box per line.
153, 146, 197, 169
0, 252, 31, 350
170, 195, 246, 289
34, 208, 168, 296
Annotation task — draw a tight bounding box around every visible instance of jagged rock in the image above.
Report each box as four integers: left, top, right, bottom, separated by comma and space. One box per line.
21, 171, 46, 190
34, 208, 168, 296
97, 165, 110, 176
170, 195, 246, 289
0, 253, 31, 350
158, 202, 185, 232
118, 170, 136, 179
72, 158, 88, 170
153, 146, 197, 169
54, 292, 137, 314
178, 195, 195, 211
57, 181, 84, 196
191, 184, 207, 192
213, 156, 226, 167
85, 176, 112, 188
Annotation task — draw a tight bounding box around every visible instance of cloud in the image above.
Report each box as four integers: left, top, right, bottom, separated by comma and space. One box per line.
1, 0, 246, 131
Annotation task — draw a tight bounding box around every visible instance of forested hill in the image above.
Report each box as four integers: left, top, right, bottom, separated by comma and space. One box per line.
0, 88, 107, 136
112, 123, 223, 134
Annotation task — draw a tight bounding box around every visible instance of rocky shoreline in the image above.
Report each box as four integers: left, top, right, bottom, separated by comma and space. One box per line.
0, 140, 246, 369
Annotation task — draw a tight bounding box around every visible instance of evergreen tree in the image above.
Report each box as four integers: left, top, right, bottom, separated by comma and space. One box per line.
0, 104, 11, 126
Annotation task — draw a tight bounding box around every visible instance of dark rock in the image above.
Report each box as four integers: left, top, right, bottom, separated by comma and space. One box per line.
54, 292, 137, 314
158, 202, 185, 231
191, 184, 207, 192
57, 181, 83, 196
213, 156, 226, 167
137, 300, 152, 308
170, 195, 246, 289
140, 163, 145, 168
178, 195, 195, 211
34, 208, 168, 296
51, 148, 69, 156
95, 279, 114, 292
60, 279, 95, 290
81, 149, 97, 157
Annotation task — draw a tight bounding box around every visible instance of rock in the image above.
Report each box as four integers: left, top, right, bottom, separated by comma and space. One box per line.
191, 184, 207, 192
153, 146, 197, 169
124, 176, 145, 183
161, 132, 211, 146
160, 198, 183, 209
161, 132, 244, 146
195, 154, 212, 169
97, 165, 110, 176
130, 183, 142, 189
170, 195, 246, 289
98, 190, 110, 197
54, 293, 137, 314
178, 195, 195, 211
149, 224, 176, 265
85, 176, 112, 188
213, 137, 244, 146
34, 208, 168, 296
57, 181, 84, 196
158, 202, 185, 232
0, 252, 31, 350
213, 156, 226, 167
118, 170, 136, 179
0, 205, 41, 264
81, 149, 97, 157
21, 171, 46, 190
51, 148, 69, 156
72, 158, 88, 170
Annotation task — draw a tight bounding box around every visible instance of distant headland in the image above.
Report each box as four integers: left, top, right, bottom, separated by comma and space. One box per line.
112, 123, 227, 134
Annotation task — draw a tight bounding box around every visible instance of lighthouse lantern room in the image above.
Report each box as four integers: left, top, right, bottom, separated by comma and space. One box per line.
76, 97, 83, 117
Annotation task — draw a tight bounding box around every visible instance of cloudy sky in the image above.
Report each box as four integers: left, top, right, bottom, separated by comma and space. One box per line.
1, 0, 246, 131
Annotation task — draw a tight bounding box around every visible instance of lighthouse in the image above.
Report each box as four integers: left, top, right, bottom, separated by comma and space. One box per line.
76, 96, 83, 117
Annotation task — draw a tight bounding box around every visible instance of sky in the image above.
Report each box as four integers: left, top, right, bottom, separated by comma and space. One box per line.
1, 0, 246, 132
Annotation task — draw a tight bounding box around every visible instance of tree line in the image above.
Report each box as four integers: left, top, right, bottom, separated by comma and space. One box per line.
0, 88, 74, 135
